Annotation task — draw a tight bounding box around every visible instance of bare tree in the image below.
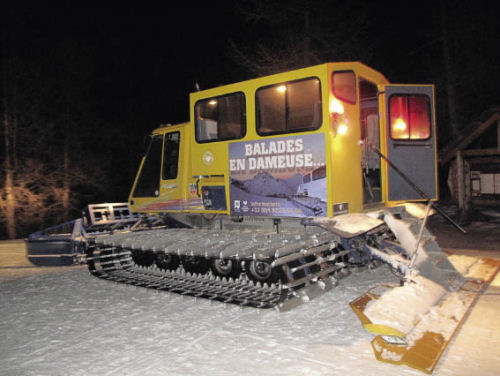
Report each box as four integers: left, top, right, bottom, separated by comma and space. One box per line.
229, 0, 373, 76
0, 13, 104, 239
1, 18, 19, 239
438, 0, 459, 138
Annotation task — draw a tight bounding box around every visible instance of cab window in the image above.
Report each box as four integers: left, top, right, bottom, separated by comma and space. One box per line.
332, 71, 356, 104
389, 95, 431, 140
162, 132, 180, 180
256, 77, 322, 136
195, 92, 246, 143
133, 135, 163, 197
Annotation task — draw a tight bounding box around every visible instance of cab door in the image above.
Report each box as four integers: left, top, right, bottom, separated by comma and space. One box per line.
130, 129, 185, 212
384, 85, 438, 201
131, 134, 163, 200
158, 130, 184, 210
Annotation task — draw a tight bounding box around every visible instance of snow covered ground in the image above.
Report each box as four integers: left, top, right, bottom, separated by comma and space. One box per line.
1, 242, 499, 376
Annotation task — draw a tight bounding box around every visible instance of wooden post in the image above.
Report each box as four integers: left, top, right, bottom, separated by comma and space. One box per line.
464, 159, 471, 212
456, 150, 468, 222
456, 151, 464, 209
497, 119, 500, 151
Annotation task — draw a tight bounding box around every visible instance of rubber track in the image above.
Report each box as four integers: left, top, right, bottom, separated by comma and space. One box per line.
86, 227, 341, 308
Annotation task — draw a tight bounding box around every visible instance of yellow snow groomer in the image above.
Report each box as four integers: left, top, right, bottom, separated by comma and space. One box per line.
86, 62, 499, 374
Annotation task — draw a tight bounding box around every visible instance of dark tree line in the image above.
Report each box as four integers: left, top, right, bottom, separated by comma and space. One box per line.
0, 8, 142, 239
1, 2, 498, 239
0, 4, 242, 239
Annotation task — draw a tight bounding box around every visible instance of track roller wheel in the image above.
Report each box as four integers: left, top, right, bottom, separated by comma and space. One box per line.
155, 252, 180, 271
181, 256, 210, 275
131, 249, 140, 264
141, 250, 156, 267
246, 260, 282, 284
211, 258, 241, 279
132, 250, 155, 267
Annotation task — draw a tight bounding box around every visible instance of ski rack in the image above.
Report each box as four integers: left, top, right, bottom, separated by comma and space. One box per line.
25, 203, 140, 266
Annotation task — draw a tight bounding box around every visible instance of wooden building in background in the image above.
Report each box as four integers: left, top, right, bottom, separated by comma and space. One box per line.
440, 108, 500, 211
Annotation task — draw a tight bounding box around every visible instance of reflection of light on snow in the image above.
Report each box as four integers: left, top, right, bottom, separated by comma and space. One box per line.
491, 271, 500, 287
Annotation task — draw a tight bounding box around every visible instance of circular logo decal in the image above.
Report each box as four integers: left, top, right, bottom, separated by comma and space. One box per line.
202, 151, 215, 165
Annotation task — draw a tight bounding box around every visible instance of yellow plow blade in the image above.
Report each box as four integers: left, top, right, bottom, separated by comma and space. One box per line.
351, 257, 500, 374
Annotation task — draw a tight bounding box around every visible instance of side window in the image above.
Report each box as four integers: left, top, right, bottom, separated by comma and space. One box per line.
195, 92, 246, 143
256, 77, 322, 136
133, 135, 163, 197
162, 132, 180, 180
389, 95, 431, 140
332, 71, 356, 104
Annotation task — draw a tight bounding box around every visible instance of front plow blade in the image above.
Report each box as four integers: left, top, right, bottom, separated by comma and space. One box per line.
351, 256, 500, 374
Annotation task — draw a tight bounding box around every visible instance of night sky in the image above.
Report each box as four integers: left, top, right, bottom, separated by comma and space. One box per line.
4, 1, 498, 133
1, 1, 499, 236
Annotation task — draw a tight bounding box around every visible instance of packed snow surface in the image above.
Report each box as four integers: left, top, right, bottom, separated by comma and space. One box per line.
1, 259, 499, 375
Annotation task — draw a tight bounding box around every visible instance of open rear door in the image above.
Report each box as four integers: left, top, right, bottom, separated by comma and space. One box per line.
385, 85, 438, 201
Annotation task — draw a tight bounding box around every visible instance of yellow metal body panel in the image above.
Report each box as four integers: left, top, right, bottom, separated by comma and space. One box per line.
129, 123, 190, 214
128, 62, 441, 218
325, 63, 388, 214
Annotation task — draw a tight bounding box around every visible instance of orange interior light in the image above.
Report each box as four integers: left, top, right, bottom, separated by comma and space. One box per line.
389, 94, 430, 140
277, 85, 287, 93
393, 118, 407, 131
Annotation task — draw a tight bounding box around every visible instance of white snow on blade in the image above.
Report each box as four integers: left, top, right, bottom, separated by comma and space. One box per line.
406, 256, 498, 346
364, 275, 447, 334
373, 340, 404, 362
313, 214, 384, 236
364, 254, 499, 348
383, 212, 424, 261
366, 246, 409, 274
405, 290, 469, 347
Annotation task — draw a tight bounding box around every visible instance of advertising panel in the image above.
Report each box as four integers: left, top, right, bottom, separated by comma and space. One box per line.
229, 133, 327, 217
